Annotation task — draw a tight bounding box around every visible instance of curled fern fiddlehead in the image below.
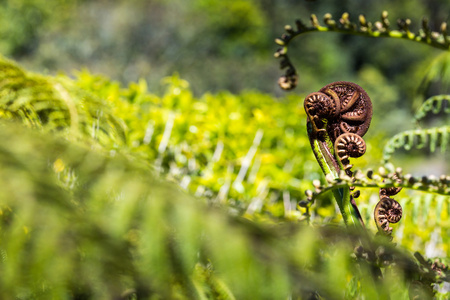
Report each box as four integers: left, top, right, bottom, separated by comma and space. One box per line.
374, 197, 403, 234
304, 81, 372, 227
305, 81, 373, 142
304, 92, 339, 137
335, 133, 366, 172
374, 174, 403, 235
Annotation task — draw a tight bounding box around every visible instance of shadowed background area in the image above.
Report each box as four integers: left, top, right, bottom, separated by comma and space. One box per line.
2, 0, 448, 95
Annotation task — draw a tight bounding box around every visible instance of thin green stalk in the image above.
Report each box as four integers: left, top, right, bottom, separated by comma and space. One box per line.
307, 124, 362, 229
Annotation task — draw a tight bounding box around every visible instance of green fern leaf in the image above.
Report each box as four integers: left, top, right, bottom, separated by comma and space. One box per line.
0, 55, 126, 147
275, 12, 450, 89
383, 126, 450, 161
414, 95, 450, 122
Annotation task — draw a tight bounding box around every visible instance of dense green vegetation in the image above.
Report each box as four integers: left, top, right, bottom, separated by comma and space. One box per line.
0, 0, 448, 299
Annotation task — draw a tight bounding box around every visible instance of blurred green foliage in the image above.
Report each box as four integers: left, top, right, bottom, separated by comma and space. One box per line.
0, 53, 448, 298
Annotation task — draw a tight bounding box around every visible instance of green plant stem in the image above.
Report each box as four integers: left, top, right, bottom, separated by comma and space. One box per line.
279, 26, 450, 51
311, 181, 449, 200
307, 124, 363, 229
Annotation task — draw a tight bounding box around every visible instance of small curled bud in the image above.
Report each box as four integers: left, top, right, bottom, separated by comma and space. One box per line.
380, 173, 402, 197
359, 14, 367, 27
340, 12, 350, 26
334, 133, 366, 172
324, 13, 336, 27
298, 200, 309, 208
335, 133, 366, 158
381, 11, 390, 29
408, 175, 417, 185
312, 180, 321, 189
275, 38, 285, 46
295, 19, 307, 31
431, 32, 440, 40
310, 14, 320, 27
441, 22, 448, 37
325, 173, 335, 184
372, 174, 382, 182
284, 25, 294, 34
374, 197, 403, 234
378, 167, 387, 177
304, 92, 338, 120
397, 18, 411, 32
374, 21, 384, 31
278, 74, 298, 90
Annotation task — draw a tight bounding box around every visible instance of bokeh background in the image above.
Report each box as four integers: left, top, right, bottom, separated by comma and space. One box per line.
2, 0, 448, 95
2, 0, 447, 206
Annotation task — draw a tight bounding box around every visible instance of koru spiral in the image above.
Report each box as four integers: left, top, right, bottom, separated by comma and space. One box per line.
304, 81, 372, 176
374, 174, 403, 235
305, 81, 403, 235
334, 133, 366, 172
304, 81, 373, 142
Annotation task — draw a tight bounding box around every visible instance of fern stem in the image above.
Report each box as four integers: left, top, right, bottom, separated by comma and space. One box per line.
308, 125, 363, 229
310, 180, 449, 201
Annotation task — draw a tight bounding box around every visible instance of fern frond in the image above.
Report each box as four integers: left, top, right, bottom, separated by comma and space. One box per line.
275, 11, 450, 89
0, 55, 126, 147
401, 193, 449, 226
383, 126, 450, 161
304, 168, 449, 201
414, 95, 450, 122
